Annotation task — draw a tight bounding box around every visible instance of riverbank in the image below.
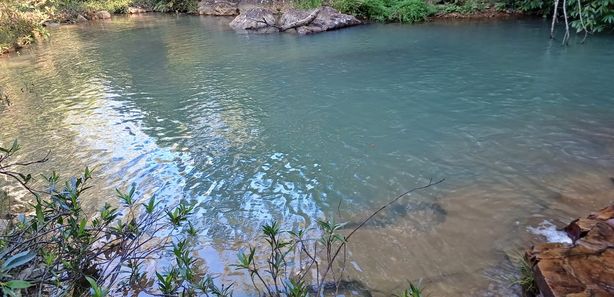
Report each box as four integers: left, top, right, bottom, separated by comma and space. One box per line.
1, 0, 530, 55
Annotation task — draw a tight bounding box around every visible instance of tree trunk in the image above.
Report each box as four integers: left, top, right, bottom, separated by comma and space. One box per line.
550, 0, 560, 39
281, 8, 321, 31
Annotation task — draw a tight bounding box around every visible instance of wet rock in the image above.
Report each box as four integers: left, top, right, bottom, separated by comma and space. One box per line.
229, 7, 279, 33
564, 218, 595, 241
198, 0, 240, 16
526, 205, 614, 297
280, 6, 361, 35
127, 7, 149, 14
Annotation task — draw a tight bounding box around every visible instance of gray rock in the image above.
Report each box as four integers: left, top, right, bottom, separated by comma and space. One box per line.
76, 14, 88, 23
229, 7, 280, 33
198, 0, 240, 16
95, 10, 112, 20
230, 6, 360, 35
282, 6, 361, 35
127, 7, 149, 14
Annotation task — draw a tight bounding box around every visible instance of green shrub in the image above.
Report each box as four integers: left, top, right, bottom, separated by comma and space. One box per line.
569, 0, 614, 33
332, 0, 435, 23
152, 0, 198, 13
508, 250, 538, 296
435, 0, 489, 14
389, 0, 435, 23
295, 0, 324, 9
0, 0, 48, 53
332, 0, 390, 21
1, 139, 441, 296
82, 0, 134, 13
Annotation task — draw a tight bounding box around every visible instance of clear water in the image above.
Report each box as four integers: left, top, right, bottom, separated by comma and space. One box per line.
1, 15, 614, 296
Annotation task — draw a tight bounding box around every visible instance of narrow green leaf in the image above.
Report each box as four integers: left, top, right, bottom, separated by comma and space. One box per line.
5, 280, 32, 289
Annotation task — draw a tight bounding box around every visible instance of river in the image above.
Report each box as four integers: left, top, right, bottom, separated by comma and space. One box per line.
1, 14, 614, 296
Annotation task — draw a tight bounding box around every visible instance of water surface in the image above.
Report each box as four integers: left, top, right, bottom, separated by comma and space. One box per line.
1, 15, 614, 296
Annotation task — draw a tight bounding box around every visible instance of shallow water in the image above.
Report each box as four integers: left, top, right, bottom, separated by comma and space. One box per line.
1, 14, 614, 296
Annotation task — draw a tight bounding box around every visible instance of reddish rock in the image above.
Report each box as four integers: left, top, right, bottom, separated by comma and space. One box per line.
527, 205, 614, 297
588, 205, 614, 221
564, 218, 597, 242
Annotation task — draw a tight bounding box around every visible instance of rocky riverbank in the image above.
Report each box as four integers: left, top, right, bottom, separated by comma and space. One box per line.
526, 205, 614, 297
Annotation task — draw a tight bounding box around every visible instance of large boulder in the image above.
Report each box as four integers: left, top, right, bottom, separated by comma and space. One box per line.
230, 6, 360, 35
198, 0, 240, 16
526, 205, 614, 297
229, 7, 279, 33
280, 6, 361, 34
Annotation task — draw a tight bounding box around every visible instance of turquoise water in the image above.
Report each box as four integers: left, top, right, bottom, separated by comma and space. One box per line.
1, 15, 614, 295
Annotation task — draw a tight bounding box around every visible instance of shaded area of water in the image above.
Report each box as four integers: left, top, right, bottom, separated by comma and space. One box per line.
1, 15, 614, 296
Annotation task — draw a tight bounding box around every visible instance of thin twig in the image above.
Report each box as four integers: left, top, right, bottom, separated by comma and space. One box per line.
318, 177, 445, 294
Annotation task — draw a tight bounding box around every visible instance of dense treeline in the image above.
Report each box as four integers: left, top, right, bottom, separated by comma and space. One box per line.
0, 0, 196, 53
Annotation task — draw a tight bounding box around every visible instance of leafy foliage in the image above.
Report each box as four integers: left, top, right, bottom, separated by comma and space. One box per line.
569, 0, 614, 33
0, 140, 212, 296
0, 0, 50, 53
503, 0, 614, 34
1, 140, 438, 296
151, 0, 198, 13
294, 0, 324, 9
332, 0, 390, 21
389, 0, 436, 23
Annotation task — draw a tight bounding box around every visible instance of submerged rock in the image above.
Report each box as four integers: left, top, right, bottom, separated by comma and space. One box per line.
341, 201, 447, 232
229, 6, 360, 34
229, 7, 279, 33
526, 205, 614, 297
